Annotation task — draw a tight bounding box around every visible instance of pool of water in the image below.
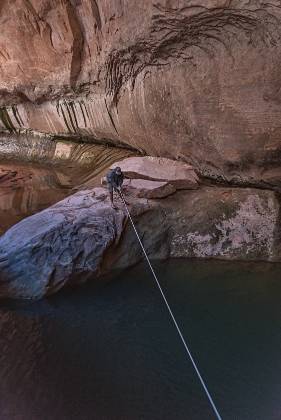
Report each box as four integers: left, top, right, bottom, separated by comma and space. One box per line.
0, 142, 133, 235
0, 259, 280, 420
0, 160, 99, 235
0, 161, 74, 234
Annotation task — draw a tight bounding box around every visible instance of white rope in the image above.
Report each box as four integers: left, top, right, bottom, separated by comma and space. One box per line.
119, 191, 222, 420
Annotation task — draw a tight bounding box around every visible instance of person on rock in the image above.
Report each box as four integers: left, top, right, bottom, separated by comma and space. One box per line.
106, 166, 125, 210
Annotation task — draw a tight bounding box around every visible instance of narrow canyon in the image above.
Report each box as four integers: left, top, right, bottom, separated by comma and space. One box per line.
1, 0, 281, 298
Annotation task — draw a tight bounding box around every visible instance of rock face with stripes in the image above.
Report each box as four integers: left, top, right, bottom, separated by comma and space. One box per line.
1, 1, 281, 188
0, 0, 281, 300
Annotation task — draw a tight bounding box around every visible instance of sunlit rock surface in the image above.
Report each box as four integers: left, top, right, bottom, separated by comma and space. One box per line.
0, 1, 281, 186
0, 186, 280, 299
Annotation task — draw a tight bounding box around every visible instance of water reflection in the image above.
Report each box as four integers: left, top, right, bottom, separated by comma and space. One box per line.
0, 260, 280, 420
0, 309, 47, 419
0, 140, 135, 235
0, 161, 75, 235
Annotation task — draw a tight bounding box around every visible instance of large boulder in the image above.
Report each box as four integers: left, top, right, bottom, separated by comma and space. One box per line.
111, 156, 199, 189
0, 185, 280, 299
0, 1, 281, 186
0, 188, 126, 299
104, 187, 281, 270
123, 179, 176, 199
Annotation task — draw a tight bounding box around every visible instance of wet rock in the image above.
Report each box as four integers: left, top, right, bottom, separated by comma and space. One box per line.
0, 185, 280, 299
0, 189, 126, 299
166, 189, 281, 261
105, 187, 281, 271
111, 156, 199, 189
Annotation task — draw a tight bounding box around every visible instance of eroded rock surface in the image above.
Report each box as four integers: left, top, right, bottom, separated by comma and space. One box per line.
0, 189, 126, 299
0, 1, 281, 186
0, 1, 281, 299
0, 185, 280, 299
104, 187, 281, 271
111, 156, 199, 189
123, 179, 176, 199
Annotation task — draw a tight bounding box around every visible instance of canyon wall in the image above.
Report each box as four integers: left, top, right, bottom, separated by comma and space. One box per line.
1, 1, 281, 298
1, 1, 281, 186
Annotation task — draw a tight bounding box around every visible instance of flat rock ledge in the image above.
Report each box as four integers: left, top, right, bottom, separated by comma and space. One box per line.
111, 156, 199, 190
123, 179, 176, 199
0, 185, 280, 300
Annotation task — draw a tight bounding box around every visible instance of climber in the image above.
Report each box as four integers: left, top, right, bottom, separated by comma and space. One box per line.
106, 166, 124, 209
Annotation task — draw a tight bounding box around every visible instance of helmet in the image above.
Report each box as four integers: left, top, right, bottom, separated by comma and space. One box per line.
115, 166, 122, 174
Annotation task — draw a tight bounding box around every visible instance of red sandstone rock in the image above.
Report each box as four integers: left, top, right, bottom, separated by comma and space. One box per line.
123, 178, 176, 199
1, 1, 281, 300
111, 157, 199, 189
0, 1, 281, 187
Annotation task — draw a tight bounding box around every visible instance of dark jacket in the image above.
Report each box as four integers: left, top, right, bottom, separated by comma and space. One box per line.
106, 169, 124, 190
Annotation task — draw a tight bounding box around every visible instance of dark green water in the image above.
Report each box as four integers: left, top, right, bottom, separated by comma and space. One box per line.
0, 259, 280, 420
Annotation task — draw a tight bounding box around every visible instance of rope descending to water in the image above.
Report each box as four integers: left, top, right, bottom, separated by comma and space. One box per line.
118, 191, 222, 420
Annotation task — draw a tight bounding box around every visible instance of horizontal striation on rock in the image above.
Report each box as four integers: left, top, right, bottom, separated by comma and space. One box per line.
0, 1, 281, 186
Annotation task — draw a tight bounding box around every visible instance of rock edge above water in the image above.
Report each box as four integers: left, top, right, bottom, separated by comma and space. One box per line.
0, 185, 280, 300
